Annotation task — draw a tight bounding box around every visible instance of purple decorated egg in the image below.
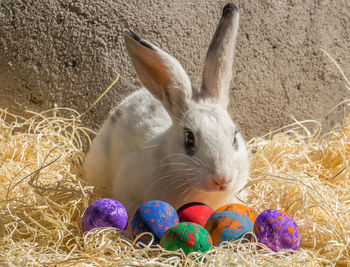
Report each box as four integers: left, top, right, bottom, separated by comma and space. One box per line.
132, 200, 179, 244
254, 209, 301, 252
82, 198, 128, 232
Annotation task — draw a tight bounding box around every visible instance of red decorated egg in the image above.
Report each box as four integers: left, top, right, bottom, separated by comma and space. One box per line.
177, 202, 214, 227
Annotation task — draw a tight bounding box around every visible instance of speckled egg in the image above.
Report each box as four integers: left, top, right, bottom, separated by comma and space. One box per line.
82, 198, 128, 232
177, 202, 214, 227
253, 209, 301, 252
132, 200, 179, 244
205, 203, 256, 246
160, 222, 213, 254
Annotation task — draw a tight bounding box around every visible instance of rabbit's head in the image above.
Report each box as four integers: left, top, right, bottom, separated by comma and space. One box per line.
124, 3, 249, 195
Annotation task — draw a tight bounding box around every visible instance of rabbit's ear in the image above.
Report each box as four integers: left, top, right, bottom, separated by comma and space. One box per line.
124, 29, 192, 118
199, 3, 239, 109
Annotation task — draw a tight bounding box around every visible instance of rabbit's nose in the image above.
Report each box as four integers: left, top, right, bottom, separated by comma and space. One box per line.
211, 176, 232, 190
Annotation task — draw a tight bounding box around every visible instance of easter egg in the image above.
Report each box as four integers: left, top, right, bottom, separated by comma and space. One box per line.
160, 222, 213, 254
205, 203, 256, 246
253, 209, 301, 252
82, 198, 128, 232
132, 200, 179, 244
177, 202, 214, 227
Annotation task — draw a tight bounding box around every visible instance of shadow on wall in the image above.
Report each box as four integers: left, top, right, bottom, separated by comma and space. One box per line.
0, 0, 349, 140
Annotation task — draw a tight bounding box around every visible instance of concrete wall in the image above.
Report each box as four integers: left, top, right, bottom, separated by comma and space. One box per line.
1, 0, 349, 140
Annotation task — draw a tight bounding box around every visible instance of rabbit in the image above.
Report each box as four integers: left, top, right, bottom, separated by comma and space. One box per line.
84, 3, 249, 218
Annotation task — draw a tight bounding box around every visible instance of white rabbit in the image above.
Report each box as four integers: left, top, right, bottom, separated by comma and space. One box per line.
84, 3, 249, 217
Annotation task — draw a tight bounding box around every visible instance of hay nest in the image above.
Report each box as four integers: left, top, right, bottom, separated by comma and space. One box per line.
1, 105, 349, 266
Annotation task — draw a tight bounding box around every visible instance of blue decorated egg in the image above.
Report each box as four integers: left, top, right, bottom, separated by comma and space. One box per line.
82, 198, 128, 232
205, 203, 256, 246
132, 200, 179, 244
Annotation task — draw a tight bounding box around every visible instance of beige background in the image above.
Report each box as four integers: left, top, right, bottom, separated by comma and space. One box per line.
0, 0, 349, 141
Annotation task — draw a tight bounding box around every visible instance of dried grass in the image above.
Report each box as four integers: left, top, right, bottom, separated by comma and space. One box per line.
1, 103, 350, 266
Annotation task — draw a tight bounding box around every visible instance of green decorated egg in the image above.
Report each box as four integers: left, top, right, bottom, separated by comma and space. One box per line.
160, 222, 212, 255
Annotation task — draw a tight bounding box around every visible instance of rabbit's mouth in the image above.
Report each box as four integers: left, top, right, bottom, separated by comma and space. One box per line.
218, 185, 229, 191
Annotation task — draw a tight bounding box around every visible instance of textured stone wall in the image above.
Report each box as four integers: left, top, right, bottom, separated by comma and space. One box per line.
1, 0, 349, 140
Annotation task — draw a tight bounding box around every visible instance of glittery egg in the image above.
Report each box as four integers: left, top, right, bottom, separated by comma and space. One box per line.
205, 203, 256, 246
177, 202, 214, 227
82, 198, 128, 232
132, 200, 179, 244
160, 222, 213, 254
253, 209, 301, 252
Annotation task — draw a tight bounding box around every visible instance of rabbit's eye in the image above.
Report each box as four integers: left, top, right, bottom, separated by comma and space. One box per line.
184, 128, 196, 156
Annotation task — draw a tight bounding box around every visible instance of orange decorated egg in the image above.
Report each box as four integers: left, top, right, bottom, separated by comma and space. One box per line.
205, 203, 256, 246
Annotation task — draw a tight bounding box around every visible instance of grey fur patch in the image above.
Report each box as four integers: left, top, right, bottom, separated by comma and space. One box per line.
191, 84, 200, 97
149, 103, 158, 113
111, 108, 123, 123
233, 128, 239, 150
103, 134, 111, 156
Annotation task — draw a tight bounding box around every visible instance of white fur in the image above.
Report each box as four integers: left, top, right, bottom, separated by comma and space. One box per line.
84, 4, 249, 217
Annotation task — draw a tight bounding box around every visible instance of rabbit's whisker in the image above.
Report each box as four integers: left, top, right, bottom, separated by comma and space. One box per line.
179, 183, 196, 202
141, 144, 160, 150
160, 169, 204, 178
183, 154, 207, 168
181, 188, 192, 203
174, 179, 195, 191
149, 170, 197, 192
147, 174, 174, 190
153, 161, 204, 173
160, 153, 203, 168
152, 162, 199, 171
